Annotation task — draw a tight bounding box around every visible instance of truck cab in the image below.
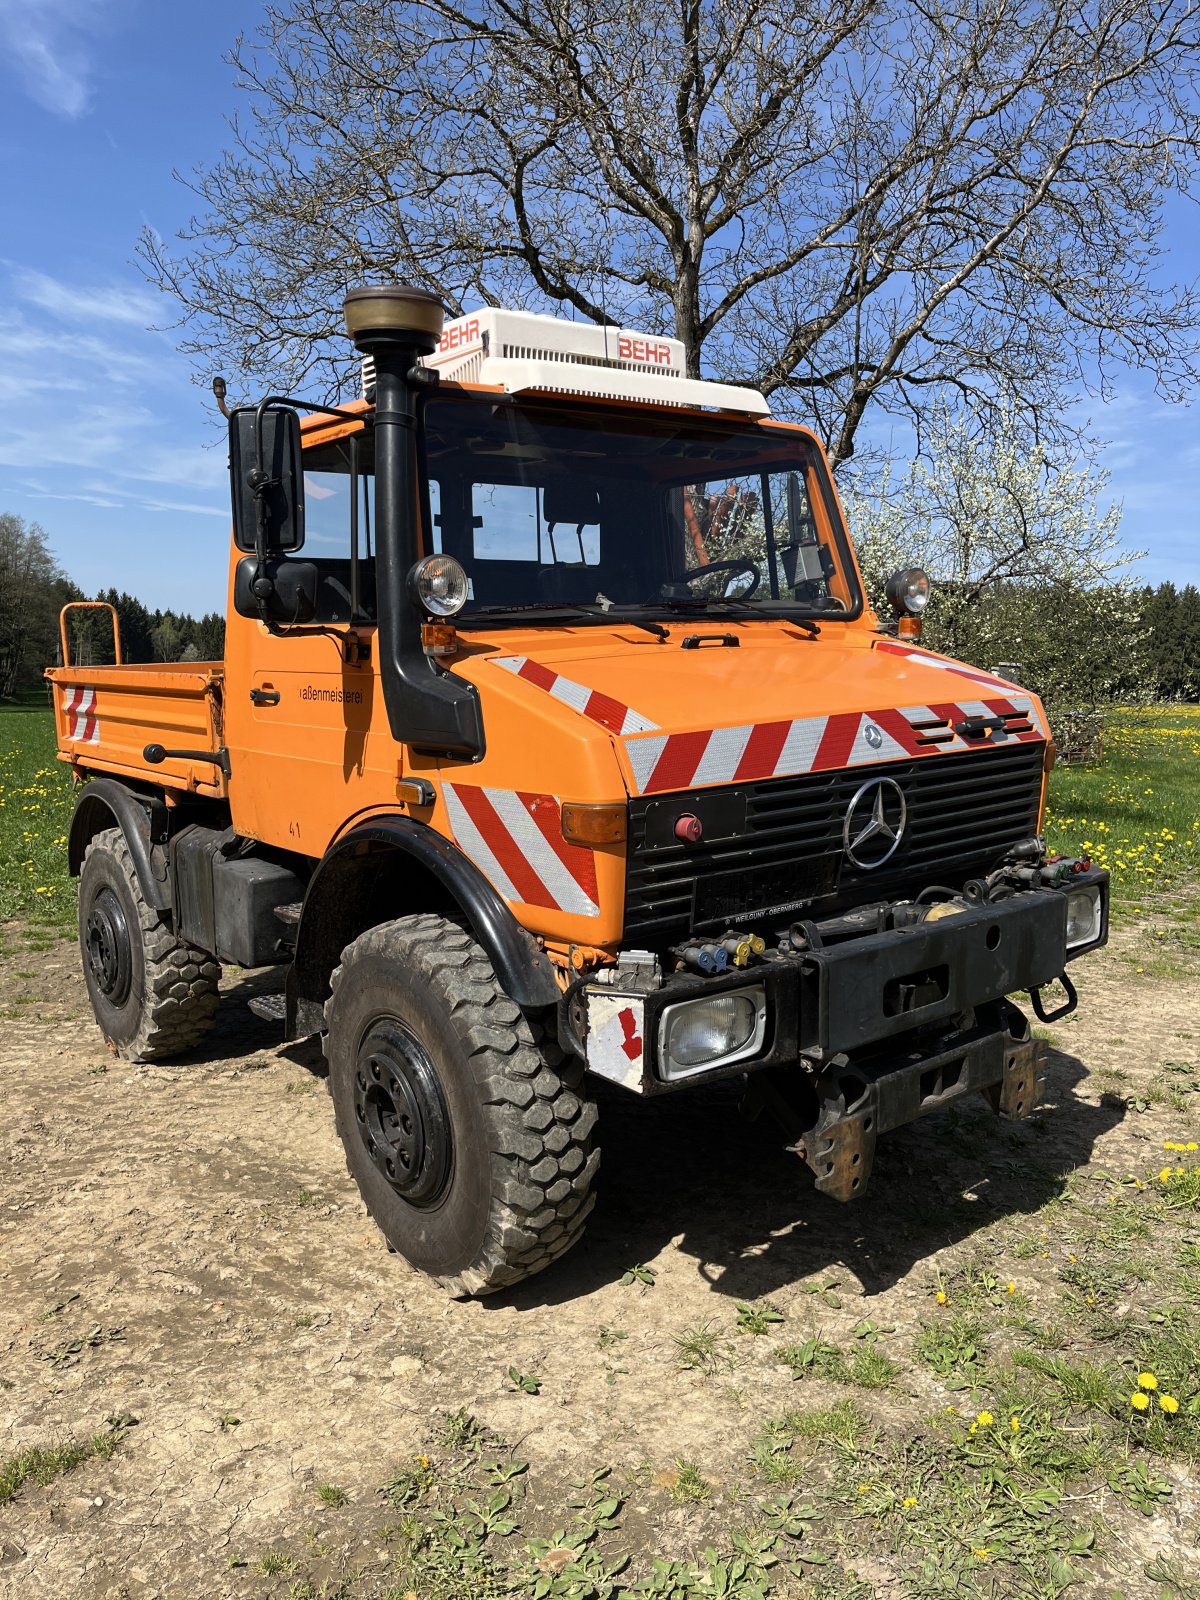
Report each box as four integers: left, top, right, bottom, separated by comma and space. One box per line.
48, 286, 1109, 1296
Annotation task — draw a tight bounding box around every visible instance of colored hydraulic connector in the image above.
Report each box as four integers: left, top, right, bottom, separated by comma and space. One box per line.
721, 932, 767, 968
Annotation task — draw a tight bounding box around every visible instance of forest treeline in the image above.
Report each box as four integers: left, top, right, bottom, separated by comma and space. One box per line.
1, 509, 1198, 702
0, 513, 224, 698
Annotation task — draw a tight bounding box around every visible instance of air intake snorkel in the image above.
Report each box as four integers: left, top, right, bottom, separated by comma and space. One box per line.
343, 284, 484, 758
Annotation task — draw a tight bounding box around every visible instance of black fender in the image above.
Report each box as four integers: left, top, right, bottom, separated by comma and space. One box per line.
68, 778, 171, 913
287, 815, 560, 1038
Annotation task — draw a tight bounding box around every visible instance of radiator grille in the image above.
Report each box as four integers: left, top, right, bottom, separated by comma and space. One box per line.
624, 741, 1045, 944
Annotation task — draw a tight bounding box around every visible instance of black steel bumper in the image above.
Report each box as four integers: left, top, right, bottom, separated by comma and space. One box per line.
579, 870, 1107, 1199
579, 871, 1107, 1101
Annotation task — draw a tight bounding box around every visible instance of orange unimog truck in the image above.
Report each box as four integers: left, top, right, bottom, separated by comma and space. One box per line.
48, 286, 1109, 1296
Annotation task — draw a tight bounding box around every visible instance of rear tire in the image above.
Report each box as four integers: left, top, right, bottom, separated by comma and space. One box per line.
324, 914, 599, 1297
78, 827, 221, 1062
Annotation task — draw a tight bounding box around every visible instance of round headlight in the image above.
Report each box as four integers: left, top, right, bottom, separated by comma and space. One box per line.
885, 567, 931, 616
410, 554, 469, 617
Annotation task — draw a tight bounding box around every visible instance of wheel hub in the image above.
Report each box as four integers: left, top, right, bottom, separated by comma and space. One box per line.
353, 1019, 452, 1207
85, 887, 132, 1005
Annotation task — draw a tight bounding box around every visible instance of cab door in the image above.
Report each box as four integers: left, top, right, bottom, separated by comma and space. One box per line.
222, 424, 394, 856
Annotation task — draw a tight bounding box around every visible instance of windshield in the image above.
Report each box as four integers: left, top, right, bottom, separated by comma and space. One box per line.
419, 392, 861, 621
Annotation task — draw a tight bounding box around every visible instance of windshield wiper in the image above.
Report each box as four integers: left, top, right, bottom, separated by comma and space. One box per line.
653, 596, 821, 637
468, 602, 670, 640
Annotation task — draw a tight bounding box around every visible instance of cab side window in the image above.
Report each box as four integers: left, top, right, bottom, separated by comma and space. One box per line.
300, 432, 376, 623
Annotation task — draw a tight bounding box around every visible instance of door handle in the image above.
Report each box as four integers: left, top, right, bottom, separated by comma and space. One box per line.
249, 687, 281, 706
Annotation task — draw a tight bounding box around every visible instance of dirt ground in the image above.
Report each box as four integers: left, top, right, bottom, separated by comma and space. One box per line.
1, 909, 1198, 1599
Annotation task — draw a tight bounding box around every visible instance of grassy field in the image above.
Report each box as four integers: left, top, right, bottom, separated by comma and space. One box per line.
3, 699, 1197, 937
0, 692, 76, 934
1043, 706, 1200, 896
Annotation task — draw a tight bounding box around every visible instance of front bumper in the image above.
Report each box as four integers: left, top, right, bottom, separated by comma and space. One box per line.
578, 870, 1108, 1095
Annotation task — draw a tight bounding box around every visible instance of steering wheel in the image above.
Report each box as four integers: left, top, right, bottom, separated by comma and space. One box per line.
666, 559, 762, 600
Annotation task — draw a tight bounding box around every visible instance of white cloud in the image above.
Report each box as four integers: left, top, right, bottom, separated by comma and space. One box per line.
22, 484, 126, 510
14, 268, 164, 328
0, 0, 119, 119
137, 496, 227, 519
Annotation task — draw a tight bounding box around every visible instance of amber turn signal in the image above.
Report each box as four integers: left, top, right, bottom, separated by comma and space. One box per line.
421, 622, 459, 658
561, 802, 627, 846
897, 614, 923, 639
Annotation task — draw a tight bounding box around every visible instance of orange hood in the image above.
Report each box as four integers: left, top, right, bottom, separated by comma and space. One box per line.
460, 624, 1047, 796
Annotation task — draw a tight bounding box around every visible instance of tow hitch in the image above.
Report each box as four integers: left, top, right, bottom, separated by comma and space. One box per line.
748, 1005, 1049, 1202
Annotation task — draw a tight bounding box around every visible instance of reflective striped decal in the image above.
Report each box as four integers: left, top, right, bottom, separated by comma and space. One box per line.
63, 686, 100, 744
491, 656, 659, 735
622, 697, 1041, 795
874, 641, 1045, 721
443, 785, 599, 917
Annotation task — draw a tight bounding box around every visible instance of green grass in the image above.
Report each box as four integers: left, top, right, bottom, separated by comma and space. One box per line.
0, 1430, 120, 1504
1044, 704, 1200, 898
0, 693, 76, 929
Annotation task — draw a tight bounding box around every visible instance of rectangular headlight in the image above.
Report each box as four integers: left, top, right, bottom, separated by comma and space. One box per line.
657, 987, 767, 1081
1065, 885, 1102, 950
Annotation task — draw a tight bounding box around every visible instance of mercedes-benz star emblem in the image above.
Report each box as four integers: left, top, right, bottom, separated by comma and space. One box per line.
843, 777, 907, 870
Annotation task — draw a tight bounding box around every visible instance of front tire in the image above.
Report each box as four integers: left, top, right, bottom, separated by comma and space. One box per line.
324, 914, 599, 1296
78, 827, 221, 1062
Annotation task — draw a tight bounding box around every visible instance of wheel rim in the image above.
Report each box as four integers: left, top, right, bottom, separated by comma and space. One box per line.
85, 887, 133, 1006
353, 1018, 452, 1207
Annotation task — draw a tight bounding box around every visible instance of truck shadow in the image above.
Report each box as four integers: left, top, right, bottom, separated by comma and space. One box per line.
498, 1045, 1125, 1308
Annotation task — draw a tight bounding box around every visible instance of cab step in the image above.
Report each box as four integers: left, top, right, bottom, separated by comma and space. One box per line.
247, 993, 287, 1023
274, 902, 302, 928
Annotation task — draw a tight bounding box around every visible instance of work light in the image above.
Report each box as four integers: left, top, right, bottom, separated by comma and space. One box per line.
885, 568, 931, 616
410, 554, 469, 617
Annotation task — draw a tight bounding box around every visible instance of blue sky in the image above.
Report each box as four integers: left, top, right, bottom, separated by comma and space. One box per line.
0, 0, 1195, 616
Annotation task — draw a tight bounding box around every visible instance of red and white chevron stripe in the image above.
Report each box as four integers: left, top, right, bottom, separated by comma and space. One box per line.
623, 696, 1042, 795
443, 785, 599, 917
63, 686, 100, 744
875, 641, 1033, 700
492, 656, 659, 735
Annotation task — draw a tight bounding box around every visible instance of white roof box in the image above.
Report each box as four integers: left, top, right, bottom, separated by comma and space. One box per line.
362, 306, 769, 416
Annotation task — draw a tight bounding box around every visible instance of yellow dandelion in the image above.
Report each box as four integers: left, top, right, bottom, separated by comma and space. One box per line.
973, 1546, 992, 1560
1005, 1282, 1016, 1294
1010, 1416, 1020, 1432
1130, 1392, 1150, 1411
1159, 1167, 1173, 1182
903, 1495, 918, 1508
935, 1290, 947, 1305
976, 1410, 994, 1426
1138, 1372, 1159, 1391
1159, 1395, 1179, 1414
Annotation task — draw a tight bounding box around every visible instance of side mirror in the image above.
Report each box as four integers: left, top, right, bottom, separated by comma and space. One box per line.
229, 405, 306, 554
232, 555, 319, 623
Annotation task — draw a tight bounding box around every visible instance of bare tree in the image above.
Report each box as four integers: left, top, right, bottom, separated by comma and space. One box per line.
141, 0, 1200, 465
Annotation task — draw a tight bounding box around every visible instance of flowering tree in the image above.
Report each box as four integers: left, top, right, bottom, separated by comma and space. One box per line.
838, 406, 1151, 720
